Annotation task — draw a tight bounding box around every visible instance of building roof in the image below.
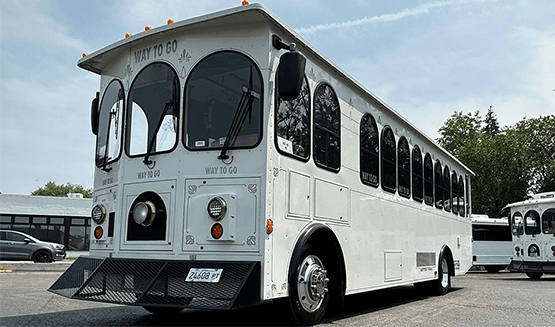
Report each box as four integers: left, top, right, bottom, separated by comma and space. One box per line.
0, 194, 92, 217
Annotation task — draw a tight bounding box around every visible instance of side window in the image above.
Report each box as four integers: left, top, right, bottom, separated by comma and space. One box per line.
443, 166, 451, 212
360, 113, 379, 187
276, 76, 310, 160
542, 208, 555, 234
459, 175, 466, 217
96, 80, 124, 168
434, 160, 443, 209
512, 211, 523, 236
451, 171, 459, 215
127, 63, 179, 157
397, 137, 410, 198
412, 145, 423, 203
423, 153, 434, 206
524, 210, 541, 235
381, 127, 396, 193
313, 83, 340, 171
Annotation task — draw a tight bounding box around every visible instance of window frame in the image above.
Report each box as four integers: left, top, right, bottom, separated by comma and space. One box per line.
412, 145, 424, 203
423, 153, 434, 206
313, 82, 341, 172
397, 136, 411, 198
380, 126, 396, 194
360, 113, 379, 187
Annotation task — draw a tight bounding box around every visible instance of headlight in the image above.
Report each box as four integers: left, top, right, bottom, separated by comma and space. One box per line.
91, 204, 107, 224
207, 197, 227, 221
133, 201, 156, 226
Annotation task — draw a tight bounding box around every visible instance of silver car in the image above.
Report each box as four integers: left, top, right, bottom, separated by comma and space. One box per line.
0, 230, 66, 262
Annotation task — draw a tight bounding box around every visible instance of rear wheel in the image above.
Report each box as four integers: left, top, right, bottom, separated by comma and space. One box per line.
287, 244, 330, 326
414, 254, 450, 295
32, 251, 52, 263
142, 306, 184, 315
525, 272, 543, 279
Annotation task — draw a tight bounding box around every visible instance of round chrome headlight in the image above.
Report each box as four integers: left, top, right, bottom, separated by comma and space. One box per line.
207, 197, 227, 221
133, 201, 156, 226
91, 204, 107, 224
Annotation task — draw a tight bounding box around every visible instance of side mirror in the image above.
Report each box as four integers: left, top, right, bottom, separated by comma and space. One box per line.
91, 91, 100, 135
273, 35, 306, 101
277, 52, 306, 101
23, 238, 32, 243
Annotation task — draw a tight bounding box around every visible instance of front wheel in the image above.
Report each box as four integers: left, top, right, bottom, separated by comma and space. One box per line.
32, 251, 52, 263
287, 244, 330, 326
525, 272, 543, 279
414, 254, 450, 295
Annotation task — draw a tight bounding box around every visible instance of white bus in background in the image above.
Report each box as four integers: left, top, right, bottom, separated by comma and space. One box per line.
471, 215, 512, 273
49, 3, 474, 325
506, 192, 555, 279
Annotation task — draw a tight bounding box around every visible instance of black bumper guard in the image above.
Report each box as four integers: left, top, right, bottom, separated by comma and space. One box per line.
48, 256, 260, 310
508, 260, 555, 273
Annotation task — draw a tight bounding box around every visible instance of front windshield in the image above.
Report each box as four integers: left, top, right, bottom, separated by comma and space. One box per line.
96, 80, 124, 167
184, 51, 262, 150
127, 63, 179, 157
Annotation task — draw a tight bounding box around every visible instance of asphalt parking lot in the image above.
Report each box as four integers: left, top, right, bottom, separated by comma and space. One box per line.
0, 260, 553, 327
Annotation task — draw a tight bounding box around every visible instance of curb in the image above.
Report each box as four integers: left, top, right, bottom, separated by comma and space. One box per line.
0, 260, 74, 272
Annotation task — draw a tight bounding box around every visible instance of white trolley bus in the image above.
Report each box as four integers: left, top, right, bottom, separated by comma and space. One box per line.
49, 3, 473, 325
471, 215, 512, 273
506, 192, 555, 279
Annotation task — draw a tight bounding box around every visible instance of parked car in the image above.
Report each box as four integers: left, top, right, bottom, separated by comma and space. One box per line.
0, 230, 66, 262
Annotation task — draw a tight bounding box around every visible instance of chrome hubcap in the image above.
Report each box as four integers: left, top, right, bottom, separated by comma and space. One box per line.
297, 255, 329, 312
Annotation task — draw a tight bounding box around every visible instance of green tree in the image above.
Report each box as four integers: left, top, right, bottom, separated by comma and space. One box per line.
31, 181, 92, 198
437, 110, 554, 217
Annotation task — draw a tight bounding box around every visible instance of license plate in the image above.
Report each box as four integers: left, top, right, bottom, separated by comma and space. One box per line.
186, 268, 223, 283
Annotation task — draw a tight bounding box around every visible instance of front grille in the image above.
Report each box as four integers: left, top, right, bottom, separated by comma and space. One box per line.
49, 257, 260, 310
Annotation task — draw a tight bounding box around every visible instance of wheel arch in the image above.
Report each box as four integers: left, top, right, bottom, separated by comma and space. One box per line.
440, 244, 455, 276
288, 223, 347, 302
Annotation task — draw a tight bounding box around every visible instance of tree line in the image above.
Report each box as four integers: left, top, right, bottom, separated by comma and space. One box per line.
437, 108, 554, 217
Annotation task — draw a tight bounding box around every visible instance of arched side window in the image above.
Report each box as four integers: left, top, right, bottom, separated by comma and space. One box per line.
451, 171, 459, 215
96, 80, 124, 168
313, 83, 340, 172
424, 153, 434, 206
443, 166, 451, 212
542, 208, 555, 234
360, 113, 379, 187
512, 211, 523, 236
276, 76, 310, 160
127, 63, 179, 157
398, 137, 410, 198
412, 145, 423, 203
524, 210, 541, 235
434, 160, 444, 209
458, 175, 466, 217
381, 126, 396, 194
184, 51, 263, 151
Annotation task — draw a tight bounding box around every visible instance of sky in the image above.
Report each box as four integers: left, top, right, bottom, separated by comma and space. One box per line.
1, 0, 554, 195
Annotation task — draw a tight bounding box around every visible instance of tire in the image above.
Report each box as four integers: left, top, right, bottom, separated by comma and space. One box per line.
525, 272, 543, 280
414, 254, 450, 296
142, 306, 184, 315
286, 244, 330, 326
32, 251, 52, 263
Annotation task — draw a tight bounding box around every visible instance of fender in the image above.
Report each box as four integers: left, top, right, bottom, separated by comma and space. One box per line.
288, 223, 347, 302
439, 244, 454, 276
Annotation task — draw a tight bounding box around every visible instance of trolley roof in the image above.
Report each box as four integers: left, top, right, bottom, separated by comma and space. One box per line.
504, 192, 555, 209
77, 3, 474, 175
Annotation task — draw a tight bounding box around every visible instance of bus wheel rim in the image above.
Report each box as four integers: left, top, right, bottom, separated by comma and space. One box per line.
297, 255, 328, 312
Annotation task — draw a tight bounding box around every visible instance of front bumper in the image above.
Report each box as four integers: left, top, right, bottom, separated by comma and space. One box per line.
48, 256, 260, 310
508, 260, 555, 274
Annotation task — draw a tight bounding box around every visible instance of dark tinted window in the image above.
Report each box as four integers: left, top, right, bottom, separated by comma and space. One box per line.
360, 113, 379, 187
524, 210, 541, 235
313, 83, 340, 171
472, 224, 511, 241
412, 145, 423, 202
276, 77, 310, 160
459, 176, 466, 216
434, 160, 443, 209
381, 127, 396, 193
443, 166, 451, 212
424, 153, 434, 206
184, 52, 262, 150
452, 171, 459, 215
398, 137, 410, 198
542, 208, 555, 234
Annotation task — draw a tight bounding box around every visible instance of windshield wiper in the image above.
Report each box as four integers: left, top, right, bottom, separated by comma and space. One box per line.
143, 101, 174, 166
219, 67, 259, 160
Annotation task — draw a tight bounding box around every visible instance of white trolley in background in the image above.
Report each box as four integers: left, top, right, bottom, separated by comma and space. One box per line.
49, 4, 474, 325
471, 215, 512, 273
506, 192, 555, 279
